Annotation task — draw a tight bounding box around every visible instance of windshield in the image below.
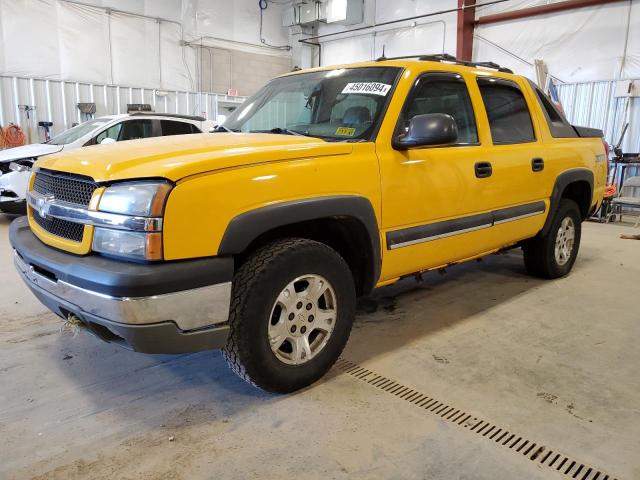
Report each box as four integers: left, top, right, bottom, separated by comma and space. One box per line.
223, 67, 401, 141
48, 118, 112, 145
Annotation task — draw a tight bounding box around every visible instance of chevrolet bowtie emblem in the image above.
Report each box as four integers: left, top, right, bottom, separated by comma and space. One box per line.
36, 194, 55, 219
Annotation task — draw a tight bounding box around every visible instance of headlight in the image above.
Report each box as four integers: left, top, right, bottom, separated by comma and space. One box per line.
98, 181, 172, 217
92, 181, 172, 261
9, 159, 34, 172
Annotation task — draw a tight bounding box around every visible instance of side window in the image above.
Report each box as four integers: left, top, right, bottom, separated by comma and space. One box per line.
477, 78, 535, 144
398, 73, 478, 144
536, 89, 564, 123
118, 119, 154, 141
94, 123, 122, 144
161, 120, 197, 136
531, 83, 577, 138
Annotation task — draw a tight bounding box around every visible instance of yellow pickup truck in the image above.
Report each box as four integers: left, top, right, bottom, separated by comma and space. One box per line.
10, 55, 607, 392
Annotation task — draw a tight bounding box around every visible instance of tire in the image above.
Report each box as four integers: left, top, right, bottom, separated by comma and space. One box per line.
223, 238, 356, 393
523, 199, 582, 279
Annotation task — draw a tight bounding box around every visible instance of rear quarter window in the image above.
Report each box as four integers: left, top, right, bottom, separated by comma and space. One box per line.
529, 81, 577, 138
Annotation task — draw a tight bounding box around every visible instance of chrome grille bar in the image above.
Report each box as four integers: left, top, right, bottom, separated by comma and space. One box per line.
27, 190, 163, 232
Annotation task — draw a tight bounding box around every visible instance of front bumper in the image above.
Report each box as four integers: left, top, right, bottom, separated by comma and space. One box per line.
10, 217, 233, 354
0, 197, 26, 214
0, 169, 29, 214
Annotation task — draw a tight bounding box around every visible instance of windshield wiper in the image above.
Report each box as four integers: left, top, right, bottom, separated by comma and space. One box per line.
250, 127, 310, 137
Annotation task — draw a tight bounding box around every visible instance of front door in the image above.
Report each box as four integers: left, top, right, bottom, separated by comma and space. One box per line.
377, 71, 498, 281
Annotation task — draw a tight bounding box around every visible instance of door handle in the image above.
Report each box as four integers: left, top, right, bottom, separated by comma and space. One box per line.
532, 158, 544, 172
475, 161, 493, 178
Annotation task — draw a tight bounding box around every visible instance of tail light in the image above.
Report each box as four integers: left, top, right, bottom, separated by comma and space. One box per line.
603, 140, 610, 182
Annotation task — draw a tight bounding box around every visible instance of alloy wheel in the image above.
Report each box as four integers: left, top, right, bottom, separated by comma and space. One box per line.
268, 274, 337, 365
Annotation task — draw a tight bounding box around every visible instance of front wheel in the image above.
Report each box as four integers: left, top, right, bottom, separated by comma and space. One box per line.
223, 238, 356, 393
523, 199, 582, 279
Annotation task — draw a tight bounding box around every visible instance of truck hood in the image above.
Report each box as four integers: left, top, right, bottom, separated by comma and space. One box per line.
0, 144, 64, 163
35, 133, 353, 182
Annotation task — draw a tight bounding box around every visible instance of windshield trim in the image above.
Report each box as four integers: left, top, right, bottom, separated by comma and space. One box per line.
365, 67, 404, 143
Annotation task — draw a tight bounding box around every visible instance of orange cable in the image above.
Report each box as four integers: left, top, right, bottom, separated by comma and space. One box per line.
0, 123, 26, 148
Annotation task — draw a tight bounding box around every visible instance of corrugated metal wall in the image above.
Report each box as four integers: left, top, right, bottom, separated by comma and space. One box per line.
556, 81, 639, 153
0, 75, 246, 144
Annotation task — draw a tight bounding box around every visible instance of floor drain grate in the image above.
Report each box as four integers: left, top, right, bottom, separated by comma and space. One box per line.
334, 358, 620, 480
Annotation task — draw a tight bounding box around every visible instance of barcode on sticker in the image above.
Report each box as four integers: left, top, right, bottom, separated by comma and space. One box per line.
341, 82, 391, 96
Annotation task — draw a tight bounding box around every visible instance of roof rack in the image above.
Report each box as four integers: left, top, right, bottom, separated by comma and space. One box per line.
375, 53, 513, 74
129, 112, 206, 122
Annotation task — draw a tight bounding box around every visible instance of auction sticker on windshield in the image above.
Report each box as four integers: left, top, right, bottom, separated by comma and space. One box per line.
341, 82, 391, 96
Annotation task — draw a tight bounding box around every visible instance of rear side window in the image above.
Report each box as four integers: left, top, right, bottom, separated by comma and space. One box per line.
398, 72, 478, 144
477, 78, 535, 144
537, 89, 563, 123
161, 120, 198, 136
530, 82, 577, 138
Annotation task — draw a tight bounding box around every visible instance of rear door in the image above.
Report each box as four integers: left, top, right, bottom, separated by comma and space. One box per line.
472, 76, 549, 246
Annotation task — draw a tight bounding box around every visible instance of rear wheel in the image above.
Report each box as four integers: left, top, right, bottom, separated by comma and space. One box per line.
523, 199, 582, 279
223, 238, 356, 393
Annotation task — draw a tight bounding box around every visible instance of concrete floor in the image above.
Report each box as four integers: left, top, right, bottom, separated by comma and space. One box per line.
1, 214, 639, 480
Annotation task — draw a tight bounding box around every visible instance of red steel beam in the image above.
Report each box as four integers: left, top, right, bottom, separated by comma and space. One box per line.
477, 0, 624, 25
457, 0, 477, 61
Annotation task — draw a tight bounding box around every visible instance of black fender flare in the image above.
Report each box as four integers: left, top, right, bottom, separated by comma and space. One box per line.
218, 195, 381, 289
541, 168, 594, 236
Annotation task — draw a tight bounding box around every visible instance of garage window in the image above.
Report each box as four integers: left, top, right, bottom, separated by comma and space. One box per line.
477, 78, 535, 144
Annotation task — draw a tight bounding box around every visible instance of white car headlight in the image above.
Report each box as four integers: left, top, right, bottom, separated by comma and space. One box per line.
92, 181, 171, 261
9, 159, 34, 172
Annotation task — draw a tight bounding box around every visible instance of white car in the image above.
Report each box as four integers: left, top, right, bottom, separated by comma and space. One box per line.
0, 113, 207, 214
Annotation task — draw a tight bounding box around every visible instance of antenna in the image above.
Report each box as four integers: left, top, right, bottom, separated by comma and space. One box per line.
376, 45, 387, 61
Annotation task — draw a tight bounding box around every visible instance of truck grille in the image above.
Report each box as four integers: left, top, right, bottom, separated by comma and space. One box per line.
32, 211, 85, 242
33, 170, 97, 207
31, 170, 97, 243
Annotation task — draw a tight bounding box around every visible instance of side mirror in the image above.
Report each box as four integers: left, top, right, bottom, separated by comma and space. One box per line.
394, 113, 458, 150
100, 137, 116, 145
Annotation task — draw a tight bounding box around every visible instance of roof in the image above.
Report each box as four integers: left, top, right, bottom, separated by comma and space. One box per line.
377, 54, 512, 72
94, 113, 205, 123
280, 54, 518, 80
129, 112, 206, 122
